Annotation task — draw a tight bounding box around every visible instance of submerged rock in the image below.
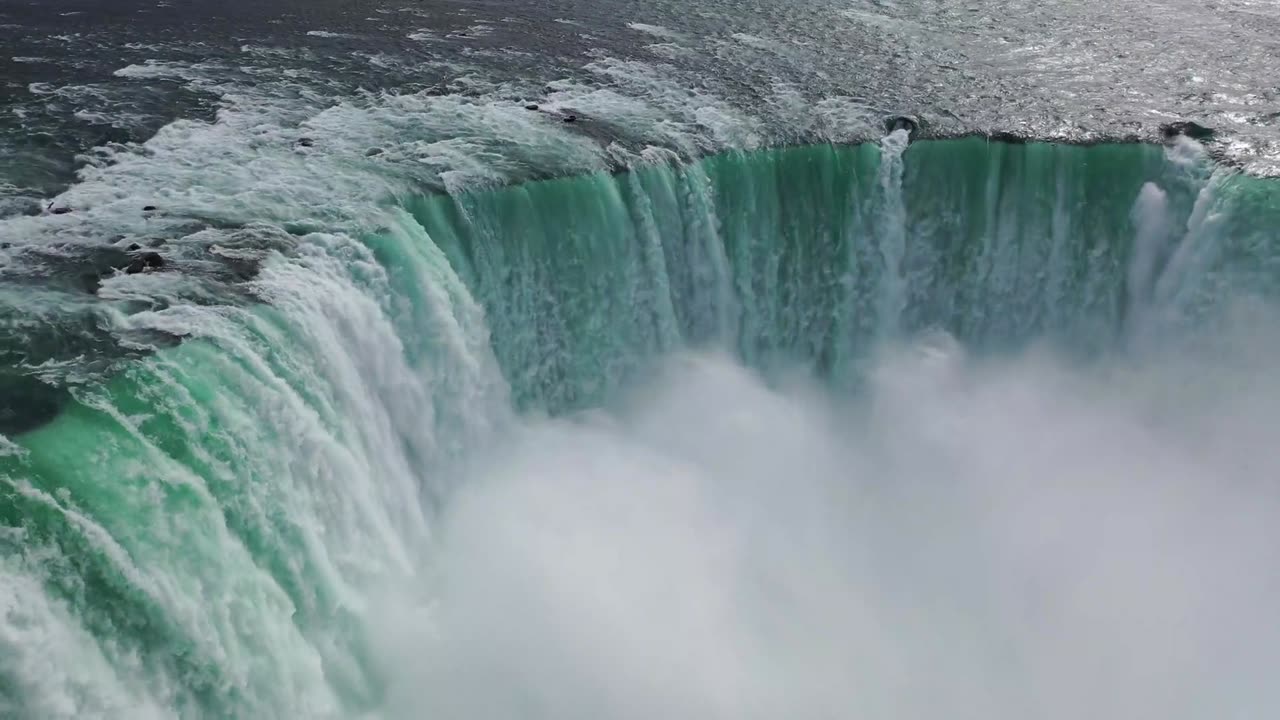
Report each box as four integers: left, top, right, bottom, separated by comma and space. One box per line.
297, 137, 315, 148
125, 251, 165, 274
1161, 121, 1214, 141
0, 374, 67, 437
80, 272, 103, 294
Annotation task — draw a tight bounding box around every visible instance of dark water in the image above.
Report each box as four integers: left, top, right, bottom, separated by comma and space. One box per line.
4, 0, 1280, 210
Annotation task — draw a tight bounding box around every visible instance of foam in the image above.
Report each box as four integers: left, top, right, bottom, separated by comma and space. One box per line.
627, 23, 682, 39
0, 560, 172, 720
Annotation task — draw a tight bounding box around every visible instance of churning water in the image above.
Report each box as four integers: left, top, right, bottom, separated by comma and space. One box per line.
3, 0, 1280, 717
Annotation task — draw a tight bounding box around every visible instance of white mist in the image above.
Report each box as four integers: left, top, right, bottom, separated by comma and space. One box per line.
369, 305, 1280, 719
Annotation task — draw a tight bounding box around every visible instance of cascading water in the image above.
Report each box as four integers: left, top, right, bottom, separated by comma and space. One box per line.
407, 137, 1275, 408
874, 128, 910, 337
3, 125, 1280, 719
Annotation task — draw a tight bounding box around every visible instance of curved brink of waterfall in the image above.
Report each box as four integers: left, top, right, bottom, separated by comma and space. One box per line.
2, 134, 1280, 718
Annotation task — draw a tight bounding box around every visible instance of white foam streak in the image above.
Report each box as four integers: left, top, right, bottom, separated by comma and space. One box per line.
876, 128, 911, 335
0, 561, 172, 720
1127, 181, 1170, 330
1155, 179, 1223, 309
626, 23, 682, 40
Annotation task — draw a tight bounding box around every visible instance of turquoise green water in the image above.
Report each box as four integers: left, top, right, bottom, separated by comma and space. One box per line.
2, 138, 1279, 718
413, 138, 1275, 410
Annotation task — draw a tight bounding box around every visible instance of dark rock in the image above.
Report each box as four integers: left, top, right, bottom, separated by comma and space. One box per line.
297, 137, 315, 147
96, 126, 134, 146
562, 114, 577, 123
1161, 121, 1214, 141
986, 130, 1028, 144
365, 147, 383, 156
884, 115, 920, 139
525, 103, 539, 111
142, 205, 157, 212
127, 243, 142, 251
125, 252, 164, 274
0, 243, 10, 250
50, 206, 72, 215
